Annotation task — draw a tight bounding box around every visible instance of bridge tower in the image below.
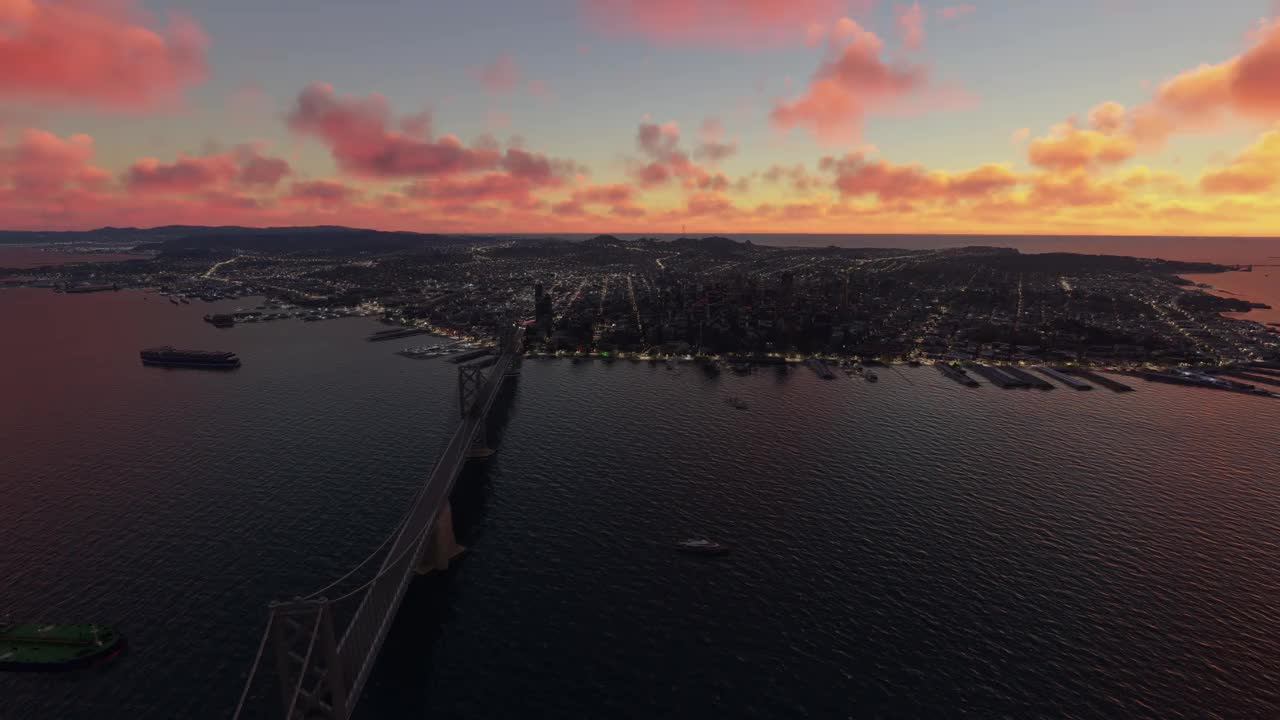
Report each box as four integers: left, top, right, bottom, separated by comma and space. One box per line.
266, 598, 348, 719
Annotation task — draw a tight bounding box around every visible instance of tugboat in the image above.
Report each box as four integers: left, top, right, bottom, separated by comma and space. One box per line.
675, 539, 730, 556
0, 621, 126, 672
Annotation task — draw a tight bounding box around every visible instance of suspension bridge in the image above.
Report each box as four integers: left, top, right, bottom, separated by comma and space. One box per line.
233, 325, 525, 719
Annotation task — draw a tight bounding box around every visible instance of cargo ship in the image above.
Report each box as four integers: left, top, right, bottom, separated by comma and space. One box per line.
0, 622, 126, 672
203, 313, 235, 328
140, 346, 241, 369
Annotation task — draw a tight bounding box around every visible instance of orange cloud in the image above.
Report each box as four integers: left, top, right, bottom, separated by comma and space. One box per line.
0, 0, 207, 109
1028, 171, 1125, 207
1026, 122, 1135, 171
821, 152, 1017, 201
580, 0, 850, 47
1129, 18, 1280, 144
1199, 125, 1280, 194
770, 19, 930, 143
1088, 101, 1127, 134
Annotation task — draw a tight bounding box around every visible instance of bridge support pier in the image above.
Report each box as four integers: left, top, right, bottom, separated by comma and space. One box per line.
416, 499, 464, 574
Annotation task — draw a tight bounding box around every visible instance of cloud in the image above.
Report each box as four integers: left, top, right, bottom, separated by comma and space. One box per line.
570, 183, 636, 205
1088, 101, 1127, 135
579, 0, 850, 47
693, 117, 737, 163
125, 153, 238, 194
769, 19, 931, 143
1026, 122, 1135, 171
477, 54, 520, 93
235, 145, 291, 187
684, 191, 739, 217
0, 128, 103, 194
286, 179, 359, 206
123, 145, 291, 193
762, 163, 821, 193
631, 119, 724, 189
287, 82, 503, 178
0, 0, 207, 109
1128, 18, 1280, 144
1010, 127, 1030, 144
1028, 170, 1125, 207
405, 173, 548, 207
894, 3, 925, 50
937, 4, 975, 20
1199, 125, 1280, 194
821, 152, 1017, 201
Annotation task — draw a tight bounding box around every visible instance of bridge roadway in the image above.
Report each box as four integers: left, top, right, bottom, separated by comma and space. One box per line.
234, 326, 524, 720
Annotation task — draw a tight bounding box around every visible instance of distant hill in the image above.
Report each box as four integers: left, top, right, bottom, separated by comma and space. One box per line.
0, 225, 486, 254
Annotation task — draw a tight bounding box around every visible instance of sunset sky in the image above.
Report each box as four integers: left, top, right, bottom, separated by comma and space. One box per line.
3, 0, 1280, 235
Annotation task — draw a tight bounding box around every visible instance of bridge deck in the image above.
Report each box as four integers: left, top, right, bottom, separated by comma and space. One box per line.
234, 327, 524, 720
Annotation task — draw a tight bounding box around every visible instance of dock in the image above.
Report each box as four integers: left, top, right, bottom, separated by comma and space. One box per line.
1064, 368, 1134, 392
1137, 370, 1275, 397
367, 326, 431, 342
935, 362, 980, 387
965, 363, 1029, 389
1217, 369, 1280, 388
1034, 366, 1092, 390
447, 348, 494, 364
1000, 365, 1055, 390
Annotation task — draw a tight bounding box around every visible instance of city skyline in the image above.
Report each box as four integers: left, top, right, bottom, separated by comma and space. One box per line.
4, 0, 1280, 236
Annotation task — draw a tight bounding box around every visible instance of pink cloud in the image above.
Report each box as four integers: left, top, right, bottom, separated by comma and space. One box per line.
478, 54, 520, 93
287, 82, 502, 178
571, 183, 636, 205
769, 19, 930, 143
235, 146, 291, 187
123, 145, 291, 193
694, 117, 737, 163
580, 0, 850, 47
630, 119, 735, 190
0, 0, 207, 109
894, 3, 925, 50
125, 153, 238, 194
406, 173, 544, 207
286, 179, 359, 206
0, 128, 103, 195
528, 80, 552, 98
937, 4, 976, 20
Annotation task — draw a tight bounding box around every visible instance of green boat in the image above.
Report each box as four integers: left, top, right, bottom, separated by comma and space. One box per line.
0, 622, 126, 672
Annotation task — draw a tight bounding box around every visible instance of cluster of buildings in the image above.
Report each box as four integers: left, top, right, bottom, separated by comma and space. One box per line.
8, 233, 1277, 367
